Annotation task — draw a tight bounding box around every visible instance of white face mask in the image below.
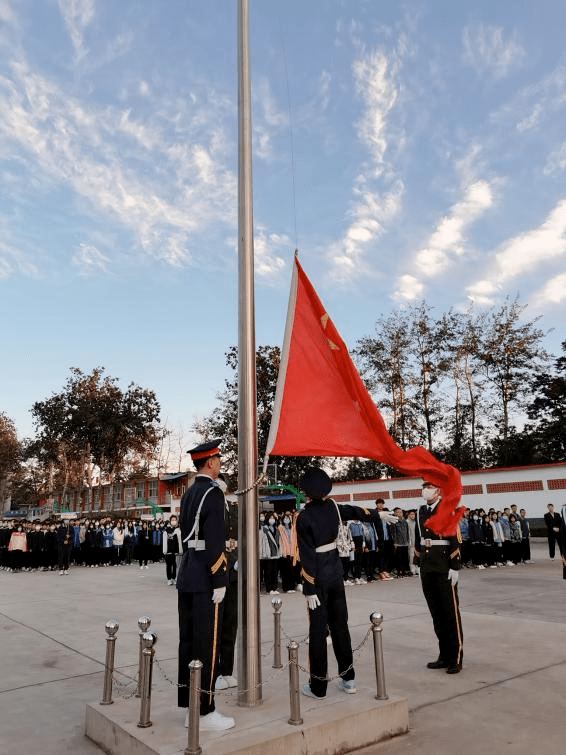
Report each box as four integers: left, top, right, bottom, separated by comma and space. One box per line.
283, 517, 291, 525
269, 518, 276, 525
422, 487, 438, 502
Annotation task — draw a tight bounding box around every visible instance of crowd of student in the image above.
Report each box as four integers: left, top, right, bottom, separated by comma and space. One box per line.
0, 501, 535, 584
0, 517, 181, 576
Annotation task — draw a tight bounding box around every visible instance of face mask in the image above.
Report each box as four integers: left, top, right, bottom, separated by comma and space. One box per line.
283, 517, 291, 525
422, 487, 438, 502
473, 516, 478, 521
170, 521, 177, 527
259, 516, 265, 522
269, 518, 275, 525
35, 525, 40, 530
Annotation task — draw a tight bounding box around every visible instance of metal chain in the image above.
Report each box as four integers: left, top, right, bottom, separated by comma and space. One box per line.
153, 657, 288, 696
111, 672, 139, 700
147, 624, 373, 694
234, 473, 267, 497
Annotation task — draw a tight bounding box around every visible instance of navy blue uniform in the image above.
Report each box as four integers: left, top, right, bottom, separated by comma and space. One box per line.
415, 504, 463, 669
177, 475, 228, 714
296, 498, 371, 697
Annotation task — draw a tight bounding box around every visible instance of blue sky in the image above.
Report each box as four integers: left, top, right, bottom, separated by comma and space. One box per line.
1, 0, 565, 447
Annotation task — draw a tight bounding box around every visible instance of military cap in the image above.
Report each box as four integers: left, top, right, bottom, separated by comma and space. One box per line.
187, 438, 222, 462
300, 467, 332, 498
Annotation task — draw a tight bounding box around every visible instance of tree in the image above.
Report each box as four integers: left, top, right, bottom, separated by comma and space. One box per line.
30, 368, 162, 503
355, 310, 421, 452
526, 339, 566, 462
193, 346, 322, 489
480, 298, 550, 460
0, 412, 21, 510
440, 308, 488, 470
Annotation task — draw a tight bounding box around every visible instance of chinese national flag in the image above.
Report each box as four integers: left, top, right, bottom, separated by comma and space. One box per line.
265, 256, 463, 536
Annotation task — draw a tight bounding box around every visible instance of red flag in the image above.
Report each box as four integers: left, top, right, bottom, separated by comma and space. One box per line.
265, 256, 463, 536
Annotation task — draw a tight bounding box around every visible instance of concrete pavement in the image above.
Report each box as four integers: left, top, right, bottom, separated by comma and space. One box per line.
1, 542, 565, 754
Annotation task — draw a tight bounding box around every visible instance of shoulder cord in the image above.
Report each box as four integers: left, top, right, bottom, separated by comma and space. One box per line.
182, 487, 215, 544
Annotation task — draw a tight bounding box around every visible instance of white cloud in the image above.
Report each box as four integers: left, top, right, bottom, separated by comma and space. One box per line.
543, 142, 566, 176
353, 48, 399, 174
393, 180, 494, 301
327, 38, 406, 283
415, 181, 493, 277
328, 180, 404, 283
490, 61, 566, 134
253, 77, 287, 162
58, 0, 95, 62
468, 198, 566, 304
0, 0, 15, 24
531, 272, 566, 306
252, 227, 289, 280
463, 25, 525, 79
71, 242, 110, 275
0, 56, 237, 275
395, 274, 424, 301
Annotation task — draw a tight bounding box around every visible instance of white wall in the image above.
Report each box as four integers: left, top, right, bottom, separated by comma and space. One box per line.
329, 462, 566, 520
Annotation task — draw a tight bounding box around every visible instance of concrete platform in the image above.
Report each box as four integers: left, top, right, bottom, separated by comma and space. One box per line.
86, 686, 408, 755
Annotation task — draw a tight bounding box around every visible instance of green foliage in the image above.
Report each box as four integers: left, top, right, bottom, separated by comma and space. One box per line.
30, 367, 162, 485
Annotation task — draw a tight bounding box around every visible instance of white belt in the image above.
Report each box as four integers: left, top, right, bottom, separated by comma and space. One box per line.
186, 539, 206, 550
423, 539, 449, 547
316, 542, 337, 553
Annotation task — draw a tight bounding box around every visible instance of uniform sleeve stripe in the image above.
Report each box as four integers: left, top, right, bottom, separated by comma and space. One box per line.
301, 568, 315, 585
211, 553, 227, 574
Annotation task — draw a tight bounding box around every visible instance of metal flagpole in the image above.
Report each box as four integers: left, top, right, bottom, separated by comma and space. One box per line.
236, 0, 262, 707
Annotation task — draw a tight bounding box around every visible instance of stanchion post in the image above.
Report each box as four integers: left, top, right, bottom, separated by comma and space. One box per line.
137, 631, 157, 728
136, 615, 151, 697
370, 611, 389, 700
185, 659, 203, 755
287, 640, 303, 726
272, 597, 283, 669
100, 619, 119, 705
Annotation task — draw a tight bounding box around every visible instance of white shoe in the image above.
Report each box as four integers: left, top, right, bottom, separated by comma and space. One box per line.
199, 710, 235, 731
296, 584, 303, 592
337, 678, 357, 694
506, 561, 514, 566
215, 675, 228, 690
285, 589, 295, 593
269, 590, 279, 595
59, 570, 64, 575
223, 675, 237, 688
167, 579, 173, 585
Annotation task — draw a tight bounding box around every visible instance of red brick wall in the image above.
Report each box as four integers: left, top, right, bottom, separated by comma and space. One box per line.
463, 484, 483, 495
353, 491, 390, 501
393, 489, 422, 499
486, 480, 543, 494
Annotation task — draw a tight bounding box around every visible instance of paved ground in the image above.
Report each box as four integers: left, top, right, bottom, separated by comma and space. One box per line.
0, 541, 565, 755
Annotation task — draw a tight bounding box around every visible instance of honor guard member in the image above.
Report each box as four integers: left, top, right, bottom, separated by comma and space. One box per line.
415, 481, 463, 674
176, 439, 234, 731
296, 468, 398, 699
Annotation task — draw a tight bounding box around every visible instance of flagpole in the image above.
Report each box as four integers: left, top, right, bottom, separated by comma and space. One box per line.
236, 0, 262, 707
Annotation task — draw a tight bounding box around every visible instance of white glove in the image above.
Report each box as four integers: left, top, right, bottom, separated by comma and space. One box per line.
306, 594, 321, 610
448, 569, 459, 586
212, 587, 226, 603
379, 511, 399, 524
